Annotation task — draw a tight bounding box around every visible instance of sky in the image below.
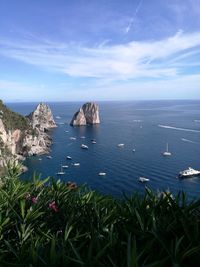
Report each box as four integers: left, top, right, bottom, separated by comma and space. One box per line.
0, 0, 200, 102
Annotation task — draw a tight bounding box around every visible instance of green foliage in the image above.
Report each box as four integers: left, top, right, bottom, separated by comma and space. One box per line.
0, 100, 29, 131
0, 164, 200, 266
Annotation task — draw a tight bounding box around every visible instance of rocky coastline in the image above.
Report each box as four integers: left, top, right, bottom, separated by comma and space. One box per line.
0, 101, 56, 171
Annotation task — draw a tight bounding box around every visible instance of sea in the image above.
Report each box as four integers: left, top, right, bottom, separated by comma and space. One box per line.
7, 100, 200, 199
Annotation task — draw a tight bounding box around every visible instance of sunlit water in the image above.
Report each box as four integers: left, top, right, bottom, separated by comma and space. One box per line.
7, 100, 200, 198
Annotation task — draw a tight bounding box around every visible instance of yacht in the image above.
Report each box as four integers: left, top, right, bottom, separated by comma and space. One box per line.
57, 166, 65, 175
66, 156, 72, 160
81, 144, 88, 149
99, 172, 106, 176
62, 165, 69, 168
117, 143, 124, 147
178, 167, 200, 178
162, 143, 172, 156
139, 177, 150, 183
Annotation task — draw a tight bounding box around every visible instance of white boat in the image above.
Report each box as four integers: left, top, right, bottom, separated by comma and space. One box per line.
73, 163, 80, 166
162, 143, 172, 156
92, 141, 97, 144
57, 166, 65, 175
46, 155, 52, 159
99, 172, 106, 176
117, 143, 124, 147
70, 137, 76, 140
81, 144, 88, 149
178, 167, 200, 178
80, 136, 86, 139
56, 116, 61, 119
62, 165, 69, 168
132, 148, 136, 152
65, 130, 69, 133
139, 177, 150, 183
38, 158, 42, 161
66, 156, 72, 160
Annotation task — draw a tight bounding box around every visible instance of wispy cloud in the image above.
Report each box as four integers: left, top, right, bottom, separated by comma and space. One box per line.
0, 30, 200, 81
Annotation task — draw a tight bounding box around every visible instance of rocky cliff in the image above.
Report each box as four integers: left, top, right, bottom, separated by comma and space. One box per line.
0, 101, 56, 168
70, 102, 100, 126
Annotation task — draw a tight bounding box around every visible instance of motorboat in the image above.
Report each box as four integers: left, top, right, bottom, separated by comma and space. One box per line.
46, 155, 52, 159
70, 137, 76, 140
80, 136, 86, 139
56, 116, 61, 119
178, 167, 200, 178
99, 172, 106, 176
62, 165, 69, 168
117, 143, 124, 147
162, 143, 172, 156
132, 148, 136, 152
91, 139, 97, 144
73, 163, 80, 166
81, 144, 88, 149
66, 156, 72, 160
139, 177, 150, 183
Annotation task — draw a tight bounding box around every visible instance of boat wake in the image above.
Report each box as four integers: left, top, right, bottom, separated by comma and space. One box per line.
158, 125, 200, 133
181, 138, 200, 144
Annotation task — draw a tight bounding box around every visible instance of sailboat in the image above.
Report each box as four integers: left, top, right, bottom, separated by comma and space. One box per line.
162, 143, 172, 156
57, 165, 65, 175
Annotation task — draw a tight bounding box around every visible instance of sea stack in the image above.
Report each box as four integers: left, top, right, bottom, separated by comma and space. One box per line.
28, 103, 57, 131
70, 102, 100, 126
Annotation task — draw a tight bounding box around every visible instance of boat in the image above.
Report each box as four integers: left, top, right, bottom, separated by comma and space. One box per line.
65, 130, 69, 133
38, 158, 42, 161
66, 156, 72, 160
178, 167, 200, 178
70, 137, 76, 140
80, 136, 86, 139
132, 148, 136, 152
92, 140, 97, 144
162, 143, 172, 156
62, 165, 69, 168
81, 144, 88, 149
57, 165, 65, 175
73, 163, 80, 166
139, 177, 150, 183
56, 116, 61, 119
46, 155, 52, 159
99, 172, 106, 176
117, 143, 124, 147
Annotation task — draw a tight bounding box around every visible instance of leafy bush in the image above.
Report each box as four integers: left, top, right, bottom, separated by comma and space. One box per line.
0, 163, 200, 266
0, 100, 29, 131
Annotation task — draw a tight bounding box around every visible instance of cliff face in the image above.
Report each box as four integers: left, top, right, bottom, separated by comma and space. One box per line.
0, 102, 56, 164
70, 102, 100, 126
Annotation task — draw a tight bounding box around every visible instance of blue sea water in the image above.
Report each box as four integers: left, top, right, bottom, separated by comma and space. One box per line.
7, 100, 200, 198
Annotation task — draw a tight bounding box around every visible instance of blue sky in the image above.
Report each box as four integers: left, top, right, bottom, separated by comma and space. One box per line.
0, 0, 200, 102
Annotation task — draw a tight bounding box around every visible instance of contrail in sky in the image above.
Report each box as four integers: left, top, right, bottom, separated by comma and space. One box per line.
125, 0, 144, 34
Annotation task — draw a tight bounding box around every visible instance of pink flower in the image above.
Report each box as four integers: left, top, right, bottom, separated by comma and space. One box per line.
31, 197, 38, 204
49, 201, 59, 212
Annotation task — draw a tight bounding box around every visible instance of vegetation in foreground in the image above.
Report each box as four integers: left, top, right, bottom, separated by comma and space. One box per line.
0, 162, 200, 266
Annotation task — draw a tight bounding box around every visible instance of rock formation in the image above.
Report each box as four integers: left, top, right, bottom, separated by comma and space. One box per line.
0, 101, 56, 169
70, 102, 100, 126
28, 103, 56, 131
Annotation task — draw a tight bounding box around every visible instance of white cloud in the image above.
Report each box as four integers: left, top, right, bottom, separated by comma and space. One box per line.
0, 30, 200, 81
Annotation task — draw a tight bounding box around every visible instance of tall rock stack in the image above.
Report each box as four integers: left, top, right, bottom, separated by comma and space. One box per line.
70, 102, 100, 126
28, 103, 57, 131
